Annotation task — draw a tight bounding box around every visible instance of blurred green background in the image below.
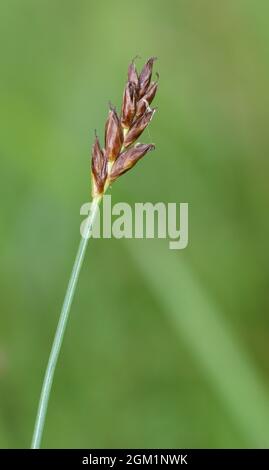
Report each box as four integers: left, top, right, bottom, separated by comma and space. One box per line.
1, 0, 269, 449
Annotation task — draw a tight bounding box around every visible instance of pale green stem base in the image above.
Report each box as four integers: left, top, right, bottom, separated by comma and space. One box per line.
31, 196, 101, 449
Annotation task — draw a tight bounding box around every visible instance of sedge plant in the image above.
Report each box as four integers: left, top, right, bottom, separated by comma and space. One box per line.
31, 57, 158, 449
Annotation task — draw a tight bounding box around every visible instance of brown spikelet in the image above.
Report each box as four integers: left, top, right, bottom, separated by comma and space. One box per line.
136, 81, 158, 118
128, 59, 139, 88
138, 56, 157, 98
104, 105, 123, 162
123, 108, 156, 148
91, 57, 158, 194
109, 144, 155, 182
121, 81, 137, 129
91, 133, 107, 197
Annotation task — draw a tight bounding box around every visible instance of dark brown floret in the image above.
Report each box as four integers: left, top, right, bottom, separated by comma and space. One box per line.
121, 81, 137, 129
109, 144, 155, 182
91, 133, 107, 196
104, 105, 123, 162
138, 57, 157, 98
124, 108, 156, 148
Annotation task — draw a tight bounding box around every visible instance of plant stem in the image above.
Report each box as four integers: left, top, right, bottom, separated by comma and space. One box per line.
31, 195, 102, 449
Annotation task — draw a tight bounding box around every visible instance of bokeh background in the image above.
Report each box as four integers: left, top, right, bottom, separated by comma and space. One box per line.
1, 0, 269, 449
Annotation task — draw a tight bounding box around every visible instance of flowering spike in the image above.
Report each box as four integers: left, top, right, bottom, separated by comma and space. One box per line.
91, 56, 158, 196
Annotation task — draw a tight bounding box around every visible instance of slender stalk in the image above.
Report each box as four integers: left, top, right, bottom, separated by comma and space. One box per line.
31, 195, 102, 449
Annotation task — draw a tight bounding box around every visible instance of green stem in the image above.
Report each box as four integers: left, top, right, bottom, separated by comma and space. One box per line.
31, 195, 101, 449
